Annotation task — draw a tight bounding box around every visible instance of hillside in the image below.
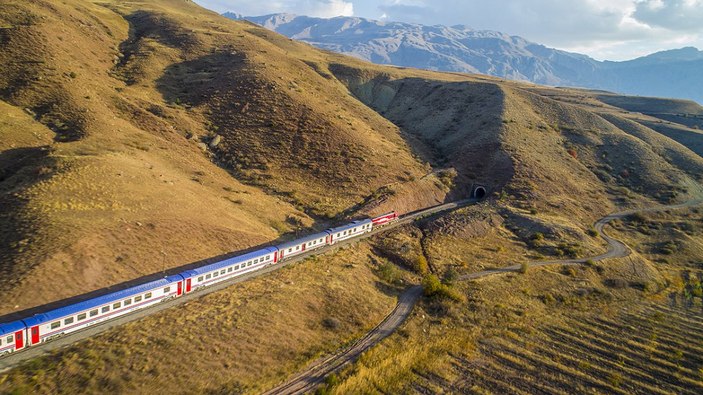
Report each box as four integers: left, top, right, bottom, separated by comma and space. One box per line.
228, 13, 703, 104
1, 0, 703, 393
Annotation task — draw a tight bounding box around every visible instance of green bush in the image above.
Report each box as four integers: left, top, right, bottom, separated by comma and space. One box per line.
422, 274, 463, 302
519, 262, 529, 274
587, 228, 599, 237
378, 262, 401, 285
415, 255, 430, 275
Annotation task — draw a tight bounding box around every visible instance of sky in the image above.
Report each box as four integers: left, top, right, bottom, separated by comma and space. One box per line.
195, 0, 703, 61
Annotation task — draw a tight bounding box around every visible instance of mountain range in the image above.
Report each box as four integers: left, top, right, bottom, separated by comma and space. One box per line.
224, 12, 703, 104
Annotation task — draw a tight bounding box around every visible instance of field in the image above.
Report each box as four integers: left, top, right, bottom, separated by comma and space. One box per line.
323, 204, 703, 394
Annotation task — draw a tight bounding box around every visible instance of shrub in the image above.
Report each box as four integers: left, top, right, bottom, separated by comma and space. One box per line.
322, 317, 341, 330
415, 254, 430, 275
587, 228, 599, 237
660, 241, 677, 255
530, 232, 545, 241
378, 262, 401, 285
519, 262, 529, 274
608, 372, 623, 388
567, 148, 578, 159
584, 259, 596, 267
604, 278, 629, 289
422, 274, 463, 302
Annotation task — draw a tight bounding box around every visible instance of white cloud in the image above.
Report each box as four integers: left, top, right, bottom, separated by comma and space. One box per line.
633, 0, 703, 31
196, 0, 353, 17
374, 0, 703, 60
196, 0, 703, 60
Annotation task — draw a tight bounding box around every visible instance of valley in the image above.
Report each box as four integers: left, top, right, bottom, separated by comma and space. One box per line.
0, 0, 702, 393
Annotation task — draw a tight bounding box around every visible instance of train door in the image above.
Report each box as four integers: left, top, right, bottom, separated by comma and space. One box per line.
15, 331, 24, 350
185, 278, 192, 293
273, 251, 278, 263
30, 326, 39, 345
301, 243, 306, 252
177, 281, 183, 296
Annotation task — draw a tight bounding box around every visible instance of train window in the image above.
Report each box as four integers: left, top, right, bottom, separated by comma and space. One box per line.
145, 292, 152, 299
164, 286, 171, 293
51, 321, 60, 329
0, 338, 2, 346
135, 296, 142, 302
102, 306, 110, 313
90, 309, 98, 317
206, 274, 211, 279
198, 276, 204, 282
213, 271, 219, 277
337, 233, 340, 237
254, 259, 259, 264
220, 270, 225, 275
228, 267, 233, 273
78, 313, 86, 321
248, 262, 252, 267
64, 317, 74, 325
7, 335, 14, 344
124, 299, 132, 306
234, 265, 239, 270
296, 246, 300, 250
113, 302, 121, 309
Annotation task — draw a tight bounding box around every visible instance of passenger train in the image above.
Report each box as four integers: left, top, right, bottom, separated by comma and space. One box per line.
0, 212, 398, 356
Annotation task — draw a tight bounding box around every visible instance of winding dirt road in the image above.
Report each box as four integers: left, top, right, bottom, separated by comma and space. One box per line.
265, 198, 703, 394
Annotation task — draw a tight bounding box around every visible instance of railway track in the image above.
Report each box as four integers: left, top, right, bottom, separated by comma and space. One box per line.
265, 198, 703, 394
0, 198, 478, 371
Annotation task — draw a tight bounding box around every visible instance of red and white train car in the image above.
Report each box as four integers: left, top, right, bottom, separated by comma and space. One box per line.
371, 211, 398, 227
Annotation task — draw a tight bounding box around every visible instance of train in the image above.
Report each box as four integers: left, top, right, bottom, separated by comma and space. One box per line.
0, 212, 398, 357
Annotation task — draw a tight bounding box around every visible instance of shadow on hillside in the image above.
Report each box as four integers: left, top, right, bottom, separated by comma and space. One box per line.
0, 146, 55, 292
327, 64, 514, 202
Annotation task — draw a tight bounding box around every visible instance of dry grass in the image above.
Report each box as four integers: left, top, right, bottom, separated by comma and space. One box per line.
0, 243, 398, 394
1, 0, 703, 393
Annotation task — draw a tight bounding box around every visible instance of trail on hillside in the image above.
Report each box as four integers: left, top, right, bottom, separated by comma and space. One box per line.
266, 198, 703, 395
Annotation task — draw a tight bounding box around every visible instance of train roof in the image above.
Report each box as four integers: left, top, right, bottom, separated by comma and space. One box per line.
0, 320, 26, 335
180, 247, 278, 277
327, 219, 372, 234
276, 231, 330, 250
21, 275, 184, 326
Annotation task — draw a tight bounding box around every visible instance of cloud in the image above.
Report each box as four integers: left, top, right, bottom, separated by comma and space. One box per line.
195, 0, 353, 17
374, 0, 703, 59
196, 0, 703, 60
633, 0, 703, 31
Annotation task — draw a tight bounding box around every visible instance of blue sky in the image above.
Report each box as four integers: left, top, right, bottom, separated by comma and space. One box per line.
195, 0, 703, 61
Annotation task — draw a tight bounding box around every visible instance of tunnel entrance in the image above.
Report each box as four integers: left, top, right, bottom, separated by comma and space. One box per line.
472, 185, 487, 200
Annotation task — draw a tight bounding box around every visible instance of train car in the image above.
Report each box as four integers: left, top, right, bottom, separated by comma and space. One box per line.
0, 320, 27, 356
180, 247, 278, 293
277, 231, 329, 261
21, 275, 184, 346
326, 219, 373, 244
372, 211, 398, 227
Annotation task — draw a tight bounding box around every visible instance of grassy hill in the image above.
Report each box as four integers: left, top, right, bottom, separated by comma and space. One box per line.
1, 0, 703, 393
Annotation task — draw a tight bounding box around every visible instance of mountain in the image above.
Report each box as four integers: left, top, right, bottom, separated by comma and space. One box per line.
2, 1, 703, 393
226, 13, 703, 104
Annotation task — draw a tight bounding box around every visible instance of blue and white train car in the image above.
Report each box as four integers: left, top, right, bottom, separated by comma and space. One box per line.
0, 320, 27, 356
326, 219, 373, 244
277, 231, 329, 261
21, 275, 184, 346
179, 247, 278, 293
